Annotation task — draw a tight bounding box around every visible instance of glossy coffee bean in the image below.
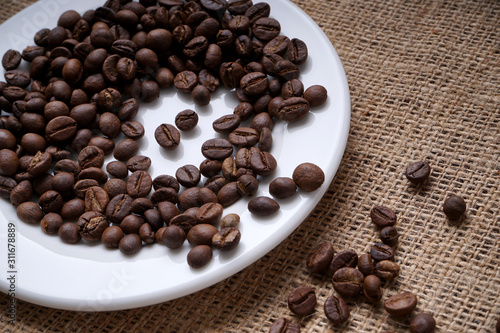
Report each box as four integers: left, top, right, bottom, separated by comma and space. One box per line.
287, 286, 316, 316
370, 243, 395, 261
101, 226, 124, 249
384, 292, 418, 317
187, 224, 218, 246
41, 213, 64, 235
77, 211, 109, 242
292, 163, 324, 192
332, 267, 365, 298
119, 234, 142, 255
287, 38, 308, 65
114, 139, 140, 161
220, 213, 240, 229
176, 164, 201, 187
212, 227, 241, 251
324, 294, 350, 324
374, 260, 400, 281
60, 198, 85, 221
380, 226, 399, 246
358, 253, 374, 276
195, 202, 223, 225
127, 156, 151, 172
330, 249, 358, 274
187, 245, 212, 268
127, 171, 152, 198
155, 124, 181, 151
106, 194, 133, 224
121, 121, 145, 140
16, 201, 43, 224
201, 138, 234, 160
162, 225, 186, 249
58, 222, 81, 244
370, 205, 397, 227
410, 313, 436, 333
248, 196, 279, 216
303, 85, 327, 107
307, 242, 334, 273
443, 195, 466, 220
363, 275, 382, 303
405, 161, 431, 184
269, 177, 297, 199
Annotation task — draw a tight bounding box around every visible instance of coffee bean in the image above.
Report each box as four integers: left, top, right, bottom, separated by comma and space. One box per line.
410, 313, 436, 333
117, 98, 139, 121
275, 96, 309, 122
127, 170, 152, 198
374, 260, 400, 281
405, 161, 431, 184
213, 114, 241, 134
307, 242, 334, 273
120, 215, 145, 235
58, 222, 81, 244
187, 224, 218, 246
281, 79, 304, 99
330, 249, 358, 275
0, 175, 17, 199
121, 121, 145, 140
174, 109, 199, 131
174, 70, 198, 93
62, 58, 83, 85
443, 194, 466, 220
139, 222, 156, 244
291, 163, 325, 193
5, 70, 31, 88
176, 164, 201, 188
88, 136, 115, 155
78, 146, 105, 169
45, 116, 78, 143
380, 226, 399, 246
27, 151, 52, 177
10, 180, 33, 206
288, 286, 316, 316
219, 61, 245, 89
187, 244, 212, 268
199, 159, 222, 178
127, 156, 151, 172
77, 211, 109, 242
162, 224, 186, 249
119, 234, 142, 255
248, 147, 276, 176
39, 190, 64, 213
195, 202, 223, 225
205, 175, 226, 194
41, 213, 64, 235
236, 174, 259, 196
269, 177, 297, 199
2, 50, 22, 70
101, 226, 124, 249
84, 186, 110, 213
324, 294, 350, 324
0, 129, 17, 151
370, 205, 397, 227
287, 38, 308, 65
114, 139, 140, 161
61, 198, 85, 221
245, 2, 270, 24
332, 267, 365, 298
358, 253, 375, 276
229, 127, 259, 147
212, 227, 241, 251
51, 171, 75, 194
258, 127, 273, 151
201, 138, 234, 160
155, 124, 181, 151
371, 243, 395, 261
106, 194, 133, 224
0, 149, 19, 177
248, 196, 279, 216
99, 112, 122, 139
16, 201, 43, 224
220, 213, 240, 229
363, 275, 382, 303
97, 88, 122, 114
384, 292, 417, 317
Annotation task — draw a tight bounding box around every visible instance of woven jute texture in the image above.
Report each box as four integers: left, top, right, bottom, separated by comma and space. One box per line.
1, 0, 499, 332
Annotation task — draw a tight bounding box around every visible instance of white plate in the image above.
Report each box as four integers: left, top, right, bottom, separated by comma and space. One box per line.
0, 0, 350, 311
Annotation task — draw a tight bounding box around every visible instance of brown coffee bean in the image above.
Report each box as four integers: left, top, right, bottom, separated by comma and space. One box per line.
117, 98, 139, 121
405, 161, 431, 184
106, 194, 133, 224
187, 245, 212, 268
41, 213, 64, 235
84, 186, 110, 213
126, 170, 152, 198
248, 147, 277, 176
248, 196, 279, 216
77, 211, 109, 242
245, 2, 270, 24
73, 179, 99, 199
162, 225, 186, 249
187, 224, 218, 246
324, 294, 350, 324
201, 138, 234, 160
384, 292, 418, 317
380, 226, 399, 246
176, 164, 201, 187
155, 124, 181, 151
101, 226, 124, 249
120, 121, 145, 140
363, 275, 382, 303
45, 116, 78, 143
287, 38, 308, 65
370, 205, 397, 227
358, 253, 375, 276
269, 177, 297, 199
374, 260, 400, 280
27, 151, 52, 177
213, 114, 241, 134
212, 227, 241, 251
174, 70, 198, 93
332, 267, 365, 298
0, 149, 19, 177
229, 127, 259, 147
16, 201, 43, 224
330, 249, 358, 275
78, 146, 105, 169
119, 234, 142, 255
199, 159, 222, 178
127, 156, 151, 172
88, 136, 115, 156
195, 202, 223, 225
51, 171, 75, 194
443, 194, 466, 220
0, 175, 17, 199
307, 242, 334, 273
410, 313, 436, 333
292, 162, 325, 192
2, 50, 22, 70
371, 243, 395, 261
58, 222, 81, 244
139, 222, 155, 244
103, 178, 127, 198
61, 198, 85, 221
287, 286, 316, 316
114, 139, 140, 162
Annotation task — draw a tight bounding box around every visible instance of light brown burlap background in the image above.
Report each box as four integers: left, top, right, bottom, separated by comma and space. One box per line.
1, 0, 499, 332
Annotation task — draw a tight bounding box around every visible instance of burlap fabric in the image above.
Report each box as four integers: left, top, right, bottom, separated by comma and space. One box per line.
1, 0, 498, 332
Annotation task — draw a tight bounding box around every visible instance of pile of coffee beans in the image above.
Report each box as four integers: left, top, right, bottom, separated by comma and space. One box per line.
0, 0, 330, 268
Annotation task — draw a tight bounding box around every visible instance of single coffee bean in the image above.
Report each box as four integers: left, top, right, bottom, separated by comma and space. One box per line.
199, 159, 222, 178
121, 121, 145, 140
292, 162, 325, 192
0, 175, 17, 199
245, 2, 270, 24
220, 213, 240, 229
114, 139, 140, 162
2, 50, 22, 70
5, 69, 31, 88
187, 224, 218, 246
248, 147, 277, 176
176, 164, 201, 188
268, 318, 300, 333
229, 127, 259, 147
201, 138, 234, 160
78, 146, 105, 169
370, 205, 397, 227
127, 170, 152, 198
51, 171, 75, 194
410, 313, 436, 333
380, 226, 399, 246
307, 242, 334, 273
155, 227, 167, 244
371, 243, 395, 261
120, 215, 145, 235
119, 234, 142, 255
41, 213, 64, 235
187, 245, 212, 268
16, 201, 43, 224
287, 38, 308, 65
106, 194, 133, 224
275, 96, 309, 122
117, 98, 139, 121
195, 202, 223, 225
192, 85, 211, 106
330, 249, 358, 274
101, 226, 124, 249
205, 175, 227, 195
236, 174, 259, 197
363, 275, 382, 303
162, 225, 186, 249
234, 102, 253, 120
84, 186, 110, 213
73, 179, 99, 199
174, 70, 198, 93
0, 129, 17, 150
374, 260, 401, 280
39, 190, 64, 213
144, 208, 164, 231
281, 79, 304, 99
58, 222, 81, 244
88, 136, 115, 155
219, 61, 245, 89
248, 196, 279, 216
77, 211, 109, 242
10, 180, 33, 206
384, 292, 418, 317
127, 156, 151, 172
269, 177, 297, 199
288, 286, 316, 316
405, 161, 431, 184
45, 116, 78, 143
103, 178, 127, 198
155, 124, 181, 151
303, 84, 327, 107
0, 149, 19, 177
60, 198, 85, 221
130, 198, 154, 216
332, 267, 365, 298
252, 17, 280, 41
174, 109, 199, 131
212, 227, 241, 251
97, 88, 122, 113
139, 223, 155, 244
358, 253, 375, 276
443, 195, 466, 220
213, 114, 241, 134
99, 112, 121, 139
324, 294, 350, 324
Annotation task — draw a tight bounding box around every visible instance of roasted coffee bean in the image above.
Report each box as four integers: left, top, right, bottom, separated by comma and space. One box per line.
363, 275, 382, 303
44, 101, 70, 120
276, 97, 309, 122
332, 267, 365, 298
443, 195, 466, 220
248, 147, 277, 176
77, 211, 109, 242
84, 48, 108, 73
116, 57, 137, 81
0, 130, 17, 151
0, 149, 19, 177
205, 175, 226, 194
99, 112, 121, 139
236, 174, 259, 197
245, 2, 270, 24
0, 175, 17, 199
27, 151, 52, 177
229, 127, 259, 147
324, 294, 350, 324
358, 253, 375, 276
39, 190, 64, 213
139, 222, 155, 244
269, 177, 297, 199
153, 174, 180, 192
234, 102, 254, 121
201, 138, 233, 160
10, 180, 33, 206
288, 286, 316, 316
220, 213, 240, 229
384, 292, 418, 317
45, 116, 78, 143
70, 129, 92, 153
125, 155, 150, 172
187, 223, 218, 246
268, 318, 300, 333
370, 205, 397, 227
371, 243, 395, 261
19, 112, 45, 134
51, 172, 75, 194
101, 226, 124, 249
307, 242, 335, 273
16, 201, 43, 224
129, 198, 153, 217
178, 187, 217, 211
155, 124, 181, 151
78, 146, 105, 169
162, 224, 186, 249
103, 178, 127, 198
219, 61, 245, 89
195, 202, 223, 225
127, 170, 152, 198
175, 165, 200, 188
151, 187, 178, 205
263, 35, 290, 56
281, 79, 304, 99
121, 121, 145, 140
2, 50, 22, 70
88, 136, 115, 156
274, 59, 299, 82
106, 194, 133, 224
380, 226, 399, 246
58, 222, 81, 244
73, 179, 99, 199
119, 234, 142, 255
175, 109, 199, 131
212, 227, 241, 251
61, 198, 85, 221
248, 196, 279, 216
252, 17, 280, 41
187, 244, 212, 268
156, 67, 174, 88
3, 86, 27, 102
62, 58, 83, 85
200, 159, 222, 178
54, 159, 81, 177
5, 70, 31, 88
96, 88, 122, 114
41, 213, 64, 235
213, 114, 241, 134
330, 249, 358, 274
45, 146, 71, 162
84, 186, 110, 213
374, 260, 400, 280
114, 139, 140, 161
405, 161, 431, 184
410, 313, 436, 333
120, 214, 145, 235
204, 43, 222, 70
192, 85, 211, 106
174, 70, 198, 93
251, 111, 274, 132
146, 28, 172, 53
287, 38, 308, 65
